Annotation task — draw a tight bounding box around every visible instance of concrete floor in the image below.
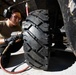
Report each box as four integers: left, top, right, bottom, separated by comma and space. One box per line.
0, 46, 76, 75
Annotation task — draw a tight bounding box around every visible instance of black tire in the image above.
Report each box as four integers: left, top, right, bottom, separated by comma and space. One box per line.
22, 9, 51, 70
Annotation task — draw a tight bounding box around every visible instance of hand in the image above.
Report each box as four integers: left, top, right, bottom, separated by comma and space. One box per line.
11, 32, 23, 39
4, 36, 18, 44
17, 33, 23, 39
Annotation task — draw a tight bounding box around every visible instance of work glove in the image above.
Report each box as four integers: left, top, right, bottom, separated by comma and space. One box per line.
17, 33, 23, 39
11, 32, 23, 39
4, 36, 18, 45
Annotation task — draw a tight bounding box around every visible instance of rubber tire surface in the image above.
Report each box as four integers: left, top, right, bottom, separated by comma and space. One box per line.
22, 9, 51, 70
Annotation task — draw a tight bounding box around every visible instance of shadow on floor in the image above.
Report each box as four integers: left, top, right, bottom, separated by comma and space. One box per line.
8, 53, 25, 67
7, 50, 76, 72
48, 50, 76, 72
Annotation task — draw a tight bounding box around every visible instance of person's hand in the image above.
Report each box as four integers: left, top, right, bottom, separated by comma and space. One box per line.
17, 33, 23, 39
11, 32, 23, 39
4, 36, 18, 44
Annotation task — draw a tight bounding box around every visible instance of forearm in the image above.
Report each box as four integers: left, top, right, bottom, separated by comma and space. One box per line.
0, 38, 5, 44
0, 32, 23, 45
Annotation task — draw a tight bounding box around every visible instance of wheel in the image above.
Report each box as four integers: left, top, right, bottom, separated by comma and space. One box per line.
57, 0, 76, 56
22, 9, 52, 70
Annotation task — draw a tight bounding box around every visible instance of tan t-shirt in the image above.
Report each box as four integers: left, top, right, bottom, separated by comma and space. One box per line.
0, 21, 22, 39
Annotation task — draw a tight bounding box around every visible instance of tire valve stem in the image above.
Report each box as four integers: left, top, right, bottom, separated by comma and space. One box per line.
25, 2, 29, 16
